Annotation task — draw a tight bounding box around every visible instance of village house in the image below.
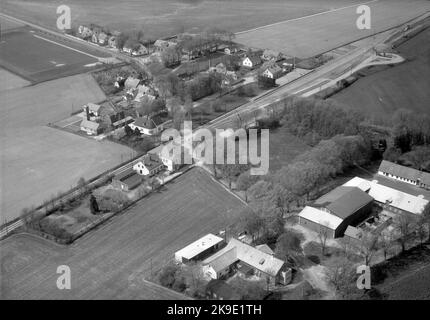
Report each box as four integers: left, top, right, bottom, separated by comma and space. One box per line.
124, 76, 141, 91
378, 160, 430, 190
128, 115, 167, 135
154, 39, 176, 52
77, 25, 93, 39
202, 238, 291, 286
223, 45, 239, 55
112, 116, 134, 130
132, 153, 165, 176
242, 55, 262, 69
262, 49, 283, 62
124, 44, 149, 56
262, 64, 283, 79
98, 32, 109, 45
83, 103, 104, 118
175, 234, 225, 264
112, 168, 144, 192
108, 35, 117, 48
80, 119, 101, 136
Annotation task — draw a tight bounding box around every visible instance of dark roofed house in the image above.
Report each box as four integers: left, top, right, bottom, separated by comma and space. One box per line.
262, 64, 283, 79
112, 168, 144, 191
242, 55, 262, 69
378, 160, 430, 190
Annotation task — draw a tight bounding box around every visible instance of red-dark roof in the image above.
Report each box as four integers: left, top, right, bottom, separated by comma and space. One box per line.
134, 116, 164, 129
325, 187, 373, 219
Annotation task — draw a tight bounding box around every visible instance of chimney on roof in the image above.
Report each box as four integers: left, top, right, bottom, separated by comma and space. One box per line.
86, 106, 90, 120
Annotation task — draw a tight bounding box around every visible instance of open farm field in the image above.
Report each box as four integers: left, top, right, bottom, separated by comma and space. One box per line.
0, 168, 246, 299
236, 0, 430, 58
333, 26, 430, 120
0, 68, 30, 91
0, 74, 134, 223
0, 21, 110, 83
2, 0, 367, 40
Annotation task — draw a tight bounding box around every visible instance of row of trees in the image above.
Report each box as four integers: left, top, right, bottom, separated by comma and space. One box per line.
279, 97, 365, 145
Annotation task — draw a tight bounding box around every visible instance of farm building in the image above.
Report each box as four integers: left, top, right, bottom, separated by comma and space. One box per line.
242, 55, 262, 69
344, 177, 429, 216
129, 115, 167, 135
80, 119, 101, 136
202, 238, 291, 286
298, 186, 374, 238
112, 168, 144, 191
132, 153, 165, 176
298, 206, 344, 239
378, 160, 430, 190
175, 233, 224, 264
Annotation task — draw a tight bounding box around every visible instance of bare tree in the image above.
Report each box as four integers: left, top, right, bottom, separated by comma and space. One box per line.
352, 231, 378, 266
394, 214, 417, 252
318, 223, 330, 256
378, 230, 394, 261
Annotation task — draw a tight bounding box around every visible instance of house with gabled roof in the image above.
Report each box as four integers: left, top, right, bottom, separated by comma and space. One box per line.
80, 119, 101, 136
262, 49, 283, 61
132, 153, 165, 176
262, 64, 283, 79
83, 103, 104, 117
242, 55, 262, 69
202, 238, 291, 286
378, 160, 430, 190
112, 168, 144, 191
128, 115, 167, 135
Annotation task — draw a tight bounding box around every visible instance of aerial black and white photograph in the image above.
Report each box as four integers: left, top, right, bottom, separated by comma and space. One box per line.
0, 0, 429, 308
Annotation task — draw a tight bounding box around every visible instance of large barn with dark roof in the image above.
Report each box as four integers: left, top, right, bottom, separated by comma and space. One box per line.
298, 186, 373, 238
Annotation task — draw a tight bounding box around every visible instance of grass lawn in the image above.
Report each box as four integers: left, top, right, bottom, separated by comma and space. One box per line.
0, 167, 247, 299
0, 74, 134, 223
374, 244, 430, 299
0, 68, 30, 91
333, 27, 430, 121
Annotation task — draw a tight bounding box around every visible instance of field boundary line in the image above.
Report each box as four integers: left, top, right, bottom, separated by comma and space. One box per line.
32, 34, 101, 60
235, 0, 379, 35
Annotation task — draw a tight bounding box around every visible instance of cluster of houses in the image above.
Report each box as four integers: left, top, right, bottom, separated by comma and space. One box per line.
77, 24, 149, 56
174, 233, 292, 299
298, 160, 430, 241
